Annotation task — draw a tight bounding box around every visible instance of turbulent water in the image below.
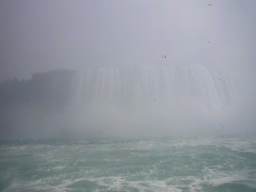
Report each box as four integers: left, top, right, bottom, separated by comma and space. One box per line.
1, 134, 256, 192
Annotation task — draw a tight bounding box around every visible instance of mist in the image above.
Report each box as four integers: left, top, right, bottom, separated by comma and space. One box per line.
17, 64, 253, 140
0, 1, 256, 139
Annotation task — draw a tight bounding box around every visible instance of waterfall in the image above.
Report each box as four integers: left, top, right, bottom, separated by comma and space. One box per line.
68, 65, 240, 113
64, 64, 243, 137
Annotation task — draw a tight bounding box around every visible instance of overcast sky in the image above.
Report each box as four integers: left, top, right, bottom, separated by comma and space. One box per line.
1, 0, 256, 81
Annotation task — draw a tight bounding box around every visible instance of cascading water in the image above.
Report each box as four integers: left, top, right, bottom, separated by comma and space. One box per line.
64, 64, 243, 138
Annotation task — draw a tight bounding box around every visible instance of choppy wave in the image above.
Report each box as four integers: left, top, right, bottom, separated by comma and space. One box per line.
1, 134, 256, 191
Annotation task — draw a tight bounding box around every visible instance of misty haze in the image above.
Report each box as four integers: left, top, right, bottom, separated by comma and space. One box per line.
0, 1, 256, 191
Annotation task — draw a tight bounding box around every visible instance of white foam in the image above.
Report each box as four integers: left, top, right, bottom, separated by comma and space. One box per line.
2, 135, 256, 191
2, 168, 256, 192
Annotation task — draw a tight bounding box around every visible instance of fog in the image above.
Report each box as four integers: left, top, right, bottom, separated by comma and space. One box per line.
0, 1, 256, 139
53, 65, 253, 139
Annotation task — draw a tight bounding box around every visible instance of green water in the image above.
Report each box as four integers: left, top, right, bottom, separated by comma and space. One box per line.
1, 135, 256, 191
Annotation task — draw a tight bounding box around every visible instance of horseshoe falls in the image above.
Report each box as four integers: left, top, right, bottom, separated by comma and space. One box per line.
1, 65, 256, 192
64, 64, 244, 138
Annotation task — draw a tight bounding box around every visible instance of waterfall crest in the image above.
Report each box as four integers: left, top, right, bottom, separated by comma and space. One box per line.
69, 65, 240, 112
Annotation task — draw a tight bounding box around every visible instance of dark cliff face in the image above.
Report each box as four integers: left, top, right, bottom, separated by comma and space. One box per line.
30, 69, 77, 113
0, 69, 76, 138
